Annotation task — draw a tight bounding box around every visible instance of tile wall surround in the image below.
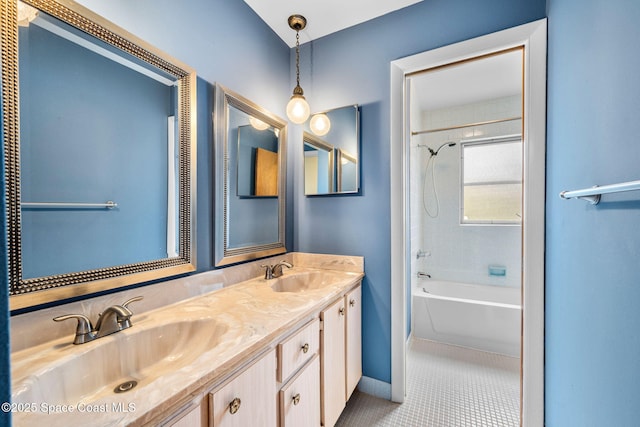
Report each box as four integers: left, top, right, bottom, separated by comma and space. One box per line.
11, 252, 363, 352
410, 95, 522, 289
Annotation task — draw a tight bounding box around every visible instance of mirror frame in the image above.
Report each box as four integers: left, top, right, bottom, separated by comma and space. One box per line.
213, 83, 287, 266
336, 148, 358, 193
2, 0, 197, 310
303, 131, 335, 195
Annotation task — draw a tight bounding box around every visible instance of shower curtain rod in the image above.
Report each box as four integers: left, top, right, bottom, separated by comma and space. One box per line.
411, 116, 522, 136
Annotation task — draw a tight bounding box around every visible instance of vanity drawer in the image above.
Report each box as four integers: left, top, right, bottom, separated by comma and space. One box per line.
279, 354, 320, 427
277, 318, 319, 383
209, 350, 277, 427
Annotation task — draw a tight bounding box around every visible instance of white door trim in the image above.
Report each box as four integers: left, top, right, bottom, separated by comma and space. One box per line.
389, 18, 546, 426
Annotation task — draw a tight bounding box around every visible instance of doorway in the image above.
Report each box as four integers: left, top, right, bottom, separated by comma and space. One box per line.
390, 19, 546, 426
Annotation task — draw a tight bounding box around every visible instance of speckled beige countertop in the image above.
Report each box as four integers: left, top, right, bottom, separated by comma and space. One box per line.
10, 253, 364, 426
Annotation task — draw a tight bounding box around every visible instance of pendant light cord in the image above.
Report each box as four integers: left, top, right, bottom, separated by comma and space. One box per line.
295, 31, 301, 88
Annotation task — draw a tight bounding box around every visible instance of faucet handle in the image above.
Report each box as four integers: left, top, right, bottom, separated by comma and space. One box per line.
260, 264, 274, 280
122, 296, 143, 311
53, 314, 95, 345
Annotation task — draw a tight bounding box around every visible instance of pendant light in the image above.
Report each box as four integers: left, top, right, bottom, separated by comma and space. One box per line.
286, 14, 311, 124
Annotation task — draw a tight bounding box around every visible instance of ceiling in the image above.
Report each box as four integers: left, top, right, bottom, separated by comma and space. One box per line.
410, 49, 523, 112
243, 0, 424, 47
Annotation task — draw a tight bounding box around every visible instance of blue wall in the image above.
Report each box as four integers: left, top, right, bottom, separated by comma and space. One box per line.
545, 0, 640, 425
292, 0, 545, 384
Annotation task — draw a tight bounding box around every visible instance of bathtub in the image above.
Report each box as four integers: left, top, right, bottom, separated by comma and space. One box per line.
412, 280, 521, 357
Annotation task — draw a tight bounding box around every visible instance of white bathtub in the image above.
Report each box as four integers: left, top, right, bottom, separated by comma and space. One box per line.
412, 280, 521, 357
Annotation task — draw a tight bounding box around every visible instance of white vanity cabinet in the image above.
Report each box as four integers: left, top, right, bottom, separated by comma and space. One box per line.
345, 285, 362, 400
320, 282, 362, 427
277, 318, 321, 427
208, 350, 277, 427
279, 355, 320, 426
150, 279, 362, 427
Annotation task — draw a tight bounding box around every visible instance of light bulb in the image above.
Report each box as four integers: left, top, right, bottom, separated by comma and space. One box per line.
249, 116, 269, 130
310, 113, 331, 136
286, 94, 310, 124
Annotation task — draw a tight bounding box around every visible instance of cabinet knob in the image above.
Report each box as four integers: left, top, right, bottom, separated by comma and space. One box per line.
301, 343, 309, 354
349, 299, 356, 307
339, 307, 345, 316
229, 397, 241, 414
292, 393, 301, 406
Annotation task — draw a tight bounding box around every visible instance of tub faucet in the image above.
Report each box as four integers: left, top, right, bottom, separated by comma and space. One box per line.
53, 296, 143, 345
260, 260, 293, 279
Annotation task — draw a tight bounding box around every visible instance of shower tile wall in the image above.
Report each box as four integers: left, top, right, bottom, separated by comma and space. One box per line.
410, 95, 522, 288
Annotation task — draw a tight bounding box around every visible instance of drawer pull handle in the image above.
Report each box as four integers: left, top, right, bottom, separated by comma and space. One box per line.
292, 393, 301, 406
350, 299, 356, 307
339, 307, 345, 316
229, 397, 241, 414
301, 343, 309, 354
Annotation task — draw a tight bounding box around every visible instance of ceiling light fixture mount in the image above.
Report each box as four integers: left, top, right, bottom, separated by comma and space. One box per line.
286, 14, 311, 124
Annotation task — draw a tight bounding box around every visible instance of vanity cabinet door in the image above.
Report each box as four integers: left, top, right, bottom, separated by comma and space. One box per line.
279, 354, 320, 427
345, 284, 362, 400
320, 297, 346, 427
209, 350, 277, 427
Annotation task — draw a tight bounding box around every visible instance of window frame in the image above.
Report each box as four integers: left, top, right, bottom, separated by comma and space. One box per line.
459, 134, 523, 226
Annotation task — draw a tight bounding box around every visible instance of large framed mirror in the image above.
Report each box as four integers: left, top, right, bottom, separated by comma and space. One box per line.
213, 84, 287, 266
2, 0, 197, 310
303, 104, 360, 195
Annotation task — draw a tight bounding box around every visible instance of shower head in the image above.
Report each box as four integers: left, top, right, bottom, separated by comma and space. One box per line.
430, 141, 457, 157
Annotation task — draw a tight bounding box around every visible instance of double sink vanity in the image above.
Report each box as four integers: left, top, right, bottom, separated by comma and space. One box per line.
11, 253, 364, 426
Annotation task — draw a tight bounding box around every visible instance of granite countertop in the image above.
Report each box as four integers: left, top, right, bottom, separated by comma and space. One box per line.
11, 260, 364, 426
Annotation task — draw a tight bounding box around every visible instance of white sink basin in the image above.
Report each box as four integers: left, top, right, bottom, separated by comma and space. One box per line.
12, 318, 229, 406
270, 271, 344, 293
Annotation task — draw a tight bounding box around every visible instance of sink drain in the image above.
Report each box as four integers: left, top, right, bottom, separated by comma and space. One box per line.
114, 380, 138, 394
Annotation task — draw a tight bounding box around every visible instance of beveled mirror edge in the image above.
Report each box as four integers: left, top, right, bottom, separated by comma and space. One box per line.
3, 0, 198, 310
213, 83, 287, 267
303, 131, 335, 196
337, 148, 358, 193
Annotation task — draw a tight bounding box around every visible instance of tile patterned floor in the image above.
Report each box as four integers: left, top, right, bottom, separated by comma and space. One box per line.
336, 338, 520, 427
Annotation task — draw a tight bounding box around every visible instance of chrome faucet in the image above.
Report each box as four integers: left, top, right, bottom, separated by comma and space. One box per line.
260, 260, 293, 279
53, 296, 143, 345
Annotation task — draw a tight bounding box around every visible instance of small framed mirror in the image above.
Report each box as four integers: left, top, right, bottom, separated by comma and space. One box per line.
213, 84, 287, 266
303, 104, 360, 195
3, 0, 197, 310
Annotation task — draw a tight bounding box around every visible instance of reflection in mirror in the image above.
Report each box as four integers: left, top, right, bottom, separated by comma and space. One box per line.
304, 105, 360, 195
337, 149, 358, 193
303, 132, 334, 195
237, 125, 279, 197
2, 0, 197, 310
214, 84, 287, 266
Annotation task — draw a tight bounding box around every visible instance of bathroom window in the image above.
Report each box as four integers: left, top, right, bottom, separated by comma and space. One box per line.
461, 136, 522, 224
